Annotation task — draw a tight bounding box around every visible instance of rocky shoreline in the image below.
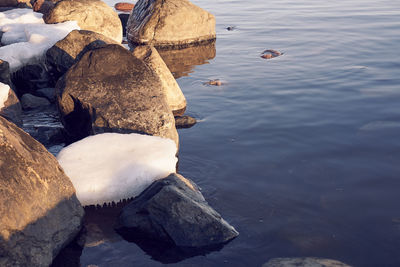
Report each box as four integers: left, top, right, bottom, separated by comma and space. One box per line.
0, 0, 237, 266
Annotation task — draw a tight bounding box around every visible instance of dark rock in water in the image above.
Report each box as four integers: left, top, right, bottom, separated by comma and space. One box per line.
127, 0, 216, 48
262, 257, 352, 267
0, 116, 84, 267
118, 13, 130, 37
56, 44, 178, 146
175, 115, 196, 129
12, 62, 55, 96
226, 26, 236, 31
0, 59, 12, 86
0, 83, 22, 126
46, 30, 120, 81
21, 93, 51, 110
116, 173, 239, 248
44, 0, 123, 43
33, 0, 57, 15
36, 87, 56, 103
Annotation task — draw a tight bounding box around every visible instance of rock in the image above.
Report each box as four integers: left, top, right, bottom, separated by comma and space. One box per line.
0, 116, 84, 267
46, 30, 120, 81
33, 0, 57, 15
132, 45, 186, 116
56, 44, 178, 145
205, 79, 223, 86
0, 60, 12, 86
0, 83, 22, 126
127, 0, 216, 48
262, 257, 352, 267
116, 173, 239, 248
114, 2, 134, 12
21, 93, 51, 110
0, 0, 32, 8
175, 115, 196, 129
12, 63, 55, 97
158, 41, 216, 79
118, 13, 130, 37
43, 0, 123, 43
261, 49, 282, 59
36, 87, 56, 102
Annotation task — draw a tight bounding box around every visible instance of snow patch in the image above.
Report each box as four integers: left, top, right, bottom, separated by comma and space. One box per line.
57, 133, 178, 206
0, 82, 10, 109
0, 9, 79, 71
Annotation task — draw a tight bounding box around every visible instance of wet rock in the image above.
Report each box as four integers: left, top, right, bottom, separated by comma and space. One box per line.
226, 26, 236, 31
12, 62, 55, 96
116, 173, 239, 248
21, 93, 51, 110
127, 0, 216, 48
0, 60, 12, 86
56, 44, 178, 146
114, 2, 135, 12
205, 79, 224, 86
46, 30, 119, 81
175, 115, 196, 129
0, 116, 84, 267
44, 0, 123, 43
0, 0, 32, 8
36, 87, 56, 102
132, 45, 187, 116
262, 257, 352, 267
0, 83, 22, 126
261, 49, 282, 59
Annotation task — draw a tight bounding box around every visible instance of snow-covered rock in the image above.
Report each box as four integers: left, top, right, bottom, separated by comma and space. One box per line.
57, 133, 178, 206
0, 8, 79, 71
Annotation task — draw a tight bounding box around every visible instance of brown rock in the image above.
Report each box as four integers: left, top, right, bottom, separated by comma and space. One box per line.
262, 257, 352, 267
175, 115, 196, 129
114, 2, 134, 12
0, 83, 22, 126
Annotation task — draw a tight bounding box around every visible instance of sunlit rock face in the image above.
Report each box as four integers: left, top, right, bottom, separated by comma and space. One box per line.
43, 0, 123, 43
127, 0, 216, 48
0, 116, 84, 267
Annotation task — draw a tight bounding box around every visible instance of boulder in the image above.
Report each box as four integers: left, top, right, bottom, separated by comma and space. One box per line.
127, 0, 216, 48
36, 87, 56, 103
116, 173, 239, 248
0, 82, 22, 126
46, 30, 119, 81
0, 116, 84, 267
43, 0, 123, 43
175, 115, 196, 129
262, 258, 352, 267
0, 0, 32, 8
33, 0, 57, 15
21, 93, 51, 110
56, 44, 178, 145
132, 45, 186, 116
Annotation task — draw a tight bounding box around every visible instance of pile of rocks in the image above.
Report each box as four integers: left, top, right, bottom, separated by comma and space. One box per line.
0, 0, 237, 265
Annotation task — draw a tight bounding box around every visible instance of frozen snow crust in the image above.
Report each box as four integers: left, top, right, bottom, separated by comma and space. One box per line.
57, 133, 178, 206
0, 82, 10, 109
0, 9, 79, 71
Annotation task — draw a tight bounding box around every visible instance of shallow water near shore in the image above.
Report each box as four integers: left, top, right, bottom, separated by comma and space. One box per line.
51, 0, 400, 266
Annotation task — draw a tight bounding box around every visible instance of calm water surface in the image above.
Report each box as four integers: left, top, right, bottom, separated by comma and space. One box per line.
77, 0, 400, 266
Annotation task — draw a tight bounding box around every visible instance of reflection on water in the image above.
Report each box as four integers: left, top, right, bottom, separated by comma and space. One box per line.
158, 41, 216, 79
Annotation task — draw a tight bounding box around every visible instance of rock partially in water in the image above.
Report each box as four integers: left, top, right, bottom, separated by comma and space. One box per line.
262, 257, 352, 267
56, 44, 178, 146
175, 115, 196, 129
0, 82, 22, 126
21, 93, 51, 110
204, 79, 224, 86
116, 173, 239, 248
127, 0, 216, 48
0, 115, 84, 267
261, 49, 283, 59
12, 62, 55, 96
44, 0, 123, 43
132, 45, 187, 116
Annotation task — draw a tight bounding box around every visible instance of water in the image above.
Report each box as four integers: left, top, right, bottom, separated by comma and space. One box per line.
60, 0, 400, 266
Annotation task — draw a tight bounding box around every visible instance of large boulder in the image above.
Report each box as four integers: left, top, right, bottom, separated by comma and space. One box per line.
0, 116, 84, 267
56, 44, 179, 146
132, 45, 186, 116
46, 30, 120, 81
0, 0, 32, 8
127, 0, 216, 48
262, 258, 352, 267
0, 82, 22, 126
116, 173, 239, 248
43, 0, 122, 43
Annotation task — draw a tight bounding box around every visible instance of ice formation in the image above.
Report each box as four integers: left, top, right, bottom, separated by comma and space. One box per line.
0, 9, 79, 71
0, 82, 10, 109
57, 133, 178, 206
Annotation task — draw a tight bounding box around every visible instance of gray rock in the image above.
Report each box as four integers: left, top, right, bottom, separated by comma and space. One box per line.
0, 60, 12, 86
36, 87, 56, 102
116, 173, 239, 248
56, 44, 178, 146
118, 13, 129, 37
127, 0, 216, 48
21, 93, 51, 110
46, 30, 120, 81
262, 257, 352, 267
0, 116, 84, 267
0, 83, 22, 126
12, 62, 55, 96
44, 0, 123, 43
175, 115, 196, 129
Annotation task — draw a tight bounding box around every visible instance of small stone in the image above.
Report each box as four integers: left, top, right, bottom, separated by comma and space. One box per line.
21, 94, 51, 110
175, 115, 197, 129
261, 49, 282, 59
205, 79, 223, 86
114, 2, 135, 12
226, 26, 236, 31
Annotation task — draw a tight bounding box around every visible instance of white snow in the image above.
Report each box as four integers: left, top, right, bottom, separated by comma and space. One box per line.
57, 133, 178, 206
0, 9, 79, 71
0, 82, 10, 109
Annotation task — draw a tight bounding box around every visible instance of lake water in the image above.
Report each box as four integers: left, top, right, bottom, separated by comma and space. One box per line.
53, 0, 400, 266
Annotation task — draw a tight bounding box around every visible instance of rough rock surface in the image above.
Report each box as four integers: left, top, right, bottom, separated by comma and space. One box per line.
21, 93, 51, 110
0, 116, 84, 267
43, 0, 123, 43
0, 86, 22, 126
56, 44, 178, 145
262, 258, 352, 267
133, 45, 186, 116
175, 115, 196, 129
0, 0, 32, 8
46, 30, 119, 81
127, 0, 216, 48
116, 173, 239, 248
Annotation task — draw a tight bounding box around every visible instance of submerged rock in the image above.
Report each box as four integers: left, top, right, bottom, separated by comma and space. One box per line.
21, 93, 51, 110
132, 45, 187, 116
56, 44, 178, 146
262, 257, 352, 267
0, 82, 22, 126
175, 115, 196, 129
116, 173, 239, 248
127, 0, 216, 48
44, 0, 123, 43
0, 116, 84, 267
